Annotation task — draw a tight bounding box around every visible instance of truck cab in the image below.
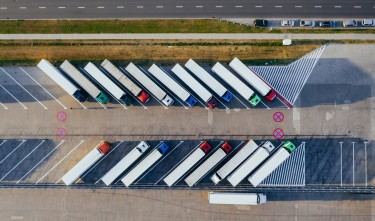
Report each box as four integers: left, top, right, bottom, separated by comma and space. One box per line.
97, 141, 111, 154
186, 96, 198, 107
265, 90, 276, 101
249, 94, 261, 106
261, 141, 275, 153
207, 97, 218, 109
96, 92, 110, 104
121, 94, 134, 106
283, 141, 296, 153
200, 141, 212, 153
73, 90, 89, 102
222, 91, 233, 102
137, 91, 150, 103
162, 95, 174, 106
158, 143, 170, 154
136, 141, 150, 153
221, 142, 233, 154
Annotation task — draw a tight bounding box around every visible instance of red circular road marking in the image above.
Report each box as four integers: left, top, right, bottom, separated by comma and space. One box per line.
273, 112, 284, 122
273, 128, 284, 139
56, 127, 67, 138
56, 111, 67, 122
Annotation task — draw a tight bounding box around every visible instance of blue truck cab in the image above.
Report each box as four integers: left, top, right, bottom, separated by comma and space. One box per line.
222, 91, 233, 102
158, 143, 170, 154
186, 95, 198, 107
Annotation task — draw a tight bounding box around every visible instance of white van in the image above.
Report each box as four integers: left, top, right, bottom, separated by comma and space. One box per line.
208, 192, 267, 205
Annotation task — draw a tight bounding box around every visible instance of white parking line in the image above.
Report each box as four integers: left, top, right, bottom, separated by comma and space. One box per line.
176, 6, 183, 8
135, 141, 184, 184
17, 140, 65, 184
231, 92, 250, 109
275, 6, 282, 8
0, 67, 48, 109
314, 6, 322, 8
212, 94, 229, 110
196, 6, 203, 8
0, 140, 26, 164
58, 6, 65, 9
255, 6, 263, 8
259, 100, 270, 109
334, 6, 342, 8
235, 6, 243, 8
0, 101, 7, 109
0, 140, 46, 181
36, 140, 85, 184
117, 6, 124, 9
97, 6, 104, 9
154, 141, 202, 185
20, 67, 68, 110
76, 141, 124, 184
339, 142, 343, 186
0, 84, 27, 109
216, 6, 223, 8
364, 142, 368, 186
156, 6, 164, 8
38, 7, 46, 9
0, 7, 7, 10
78, 6, 85, 9
119, 66, 167, 109
352, 142, 355, 186
0, 140, 7, 148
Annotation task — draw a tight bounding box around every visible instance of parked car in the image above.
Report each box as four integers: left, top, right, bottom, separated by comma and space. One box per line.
253, 19, 268, 27
281, 20, 295, 27
319, 21, 335, 28
343, 20, 357, 27
300, 20, 315, 27
361, 19, 374, 26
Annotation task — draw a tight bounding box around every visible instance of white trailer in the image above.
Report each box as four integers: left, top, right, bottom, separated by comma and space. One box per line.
37, 59, 87, 102
227, 141, 275, 187
100, 59, 150, 103
84, 62, 133, 105
171, 64, 217, 109
184, 142, 232, 187
208, 192, 267, 205
211, 62, 261, 106
148, 64, 198, 107
125, 62, 174, 106
121, 143, 170, 187
101, 141, 150, 186
211, 140, 258, 184
185, 59, 233, 102
229, 57, 276, 101
60, 60, 110, 104
163, 143, 210, 187
61, 142, 111, 185
248, 141, 296, 187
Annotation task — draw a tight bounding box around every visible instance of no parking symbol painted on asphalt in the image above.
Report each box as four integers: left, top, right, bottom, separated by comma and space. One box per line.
273, 128, 284, 139
56, 111, 67, 122
56, 127, 67, 138
273, 112, 284, 122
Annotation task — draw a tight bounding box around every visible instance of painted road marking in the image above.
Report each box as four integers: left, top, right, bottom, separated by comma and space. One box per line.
36, 140, 85, 184
135, 141, 184, 184
276, 96, 290, 109
19, 7, 27, 9
0, 140, 46, 181
273, 112, 284, 122
38, 7, 46, 9
97, 6, 104, 9
117, 6, 124, 9
0, 140, 7, 148
17, 140, 65, 183
354, 6, 361, 8
260, 100, 270, 109
0, 7, 7, 10
0, 101, 8, 109
212, 94, 229, 110
176, 6, 183, 8
295, 6, 302, 8
216, 6, 223, 8
0, 140, 26, 164
20, 67, 68, 110
154, 141, 202, 185
334, 6, 342, 8
235, 6, 243, 8
156, 6, 164, 8
315, 6, 322, 8
231, 93, 250, 109
340, 142, 343, 186
0, 67, 48, 109
273, 128, 284, 139
352, 142, 355, 186
58, 6, 65, 9
78, 6, 85, 9
196, 6, 203, 8
255, 6, 263, 8
77, 141, 124, 184
137, 6, 144, 8
0, 84, 27, 109
56, 127, 67, 138
275, 6, 282, 8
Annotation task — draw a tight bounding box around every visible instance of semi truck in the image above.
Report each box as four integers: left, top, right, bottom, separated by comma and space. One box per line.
121, 143, 170, 187
100, 59, 150, 103
101, 141, 150, 186
185, 59, 233, 102
211, 140, 259, 184
148, 64, 198, 107
211, 62, 261, 106
125, 63, 174, 106
227, 141, 275, 187
61, 141, 111, 185
163, 141, 211, 187
60, 60, 110, 104
37, 59, 88, 102
184, 142, 232, 187
84, 62, 133, 105
229, 57, 276, 101
248, 141, 296, 187
208, 192, 267, 205
171, 64, 217, 109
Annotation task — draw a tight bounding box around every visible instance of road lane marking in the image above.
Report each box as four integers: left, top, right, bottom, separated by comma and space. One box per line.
20, 67, 68, 110
354, 6, 361, 8
295, 6, 302, 8
0, 7, 7, 10
36, 140, 85, 184
78, 141, 124, 184
135, 141, 184, 184
196, 6, 203, 8
156, 6, 164, 8
117, 6, 124, 9
17, 140, 65, 183
176, 6, 183, 8
38, 7, 46, 9
58, 6, 65, 9
235, 6, 243, 8
0, 84, 27, 109
314, 6, 322, 8
19, 7, 26, 9
0, 140, 46, 181
255, 6, 263, 8
260, 100, 270, 109
340, 142, 343, 186
275, 6, 282, 8
97, 6, 104, 9
78, 6, 85, 9
137, 6, 144, 8
0, 67, 48, 109
334, 6, 342, 8
216, 6, 223, 8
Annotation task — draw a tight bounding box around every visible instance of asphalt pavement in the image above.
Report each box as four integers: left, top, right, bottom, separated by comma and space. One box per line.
0, 0, 374, 19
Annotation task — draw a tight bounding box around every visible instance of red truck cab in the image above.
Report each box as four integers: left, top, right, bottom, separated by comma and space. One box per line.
221, 142, 233, 154
137, 91, 150, 103
97, 141, 111, 154
200, 141, 212, 153
265, 90, 276, 101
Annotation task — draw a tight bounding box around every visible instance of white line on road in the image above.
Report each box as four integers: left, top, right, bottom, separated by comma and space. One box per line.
97, 6, 104, 9
78, 6, 85, 9
156, 6, 164, 8
334, 6, 342, 8
135, 141, 184, 184
58, 6, 65, 9
17, 140, 65, 183
354, 6, 361, 8
216, 6, 223, 8
0, 7, 7, 10
231, 93, 250, 109
275, 6, 282, 8
0, 140, 7, 147
352, 142, 355, 186
314, 6, 322, 8
0, 140, 46, 181
38, 7, 46, 9
77, 141, 124, 184
116, 6, 124, 9
196, 6, 203, 8
276, 96, 290, 109
260, 100, 270, 109
0, 67, 48, 109
235, 6, 243, 8
295, 6, 302, 8
36, 140, 85, 184
0, 101, 8, 109
364, 142, 368, 186
20, 67, 68, 110
137, 6, 144, 9
176, 6, 183, 8
0, 140, 26, 164
0, 84, 27, 109
212, 94, 229, 110
255, 6, 263, 8
340, 142, 343, 187
19, 7, 26, 9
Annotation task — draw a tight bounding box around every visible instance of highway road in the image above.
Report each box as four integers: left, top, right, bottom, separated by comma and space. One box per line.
0, 0, 374, 19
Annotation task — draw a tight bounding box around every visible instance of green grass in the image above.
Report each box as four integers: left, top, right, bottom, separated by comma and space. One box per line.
0, 19, 374, 34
